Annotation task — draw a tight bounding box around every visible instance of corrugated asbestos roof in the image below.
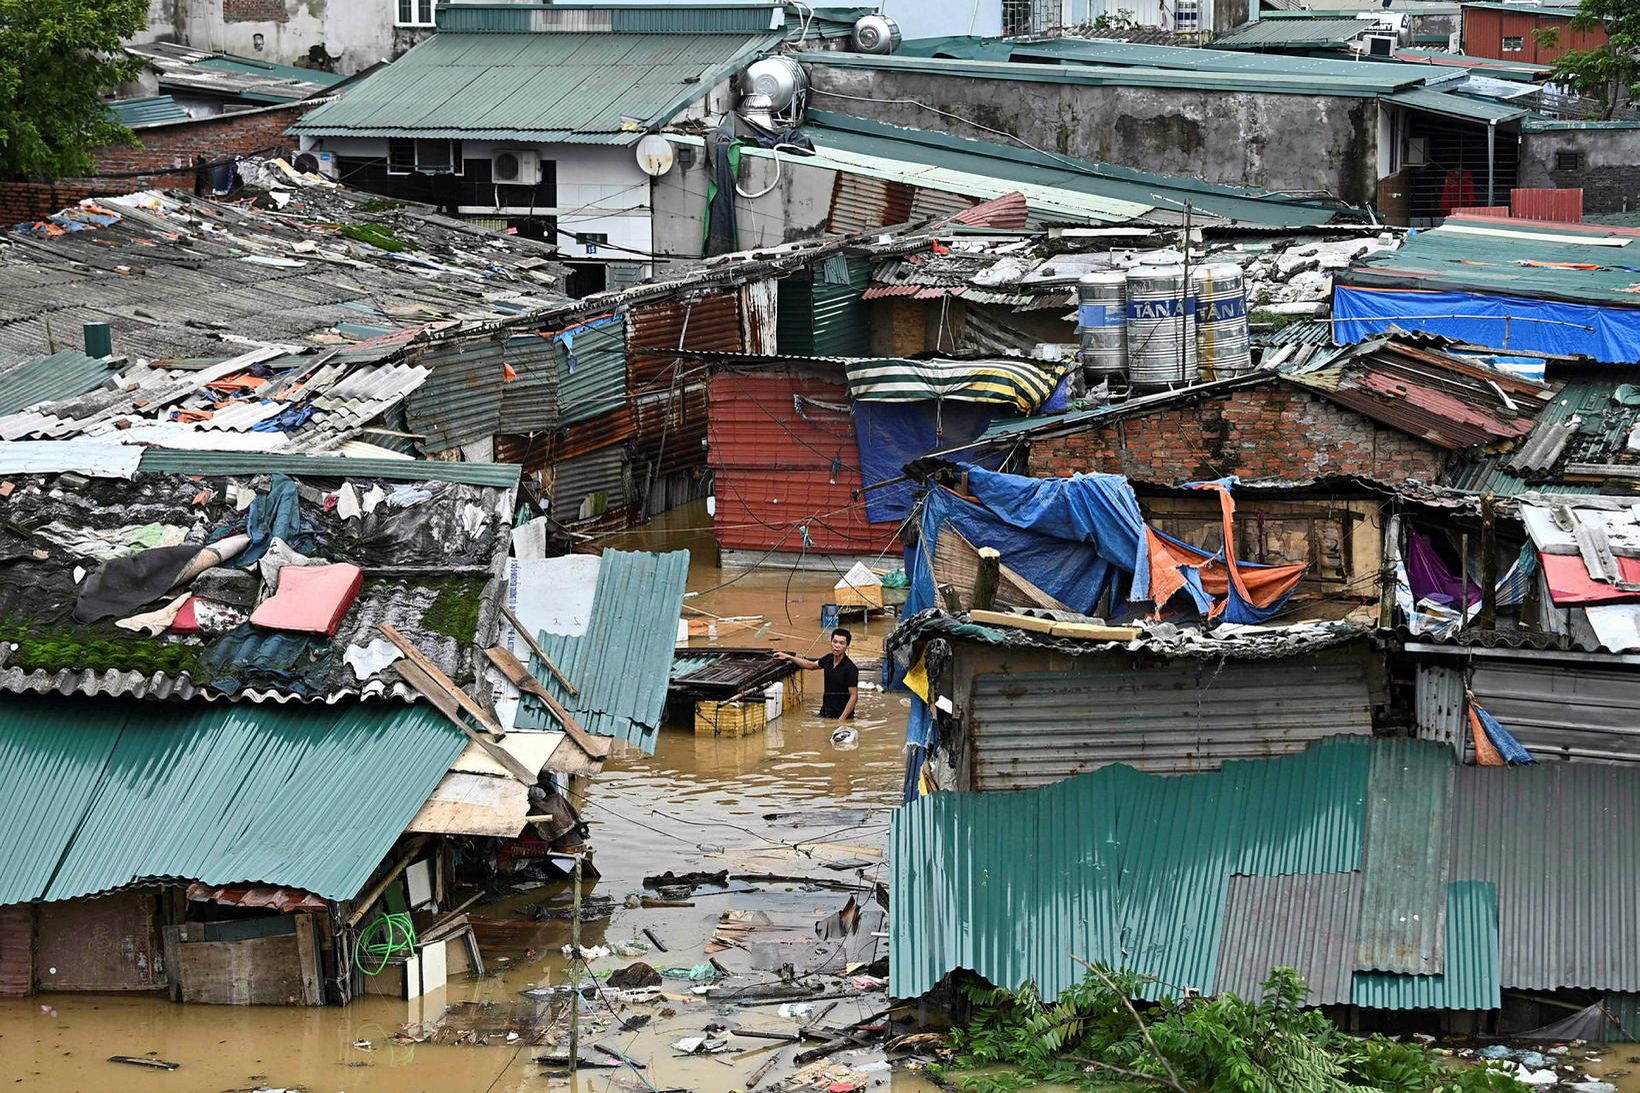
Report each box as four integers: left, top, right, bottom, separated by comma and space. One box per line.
0, 696, 463, 904
1342, 217, 1640, 308
136, 448, 522, 486
1211, 17, 1374, 48
1352, 882, 1501, 1010
1216, 872, 1363, 1005
291, 30, 782, 140
516, 549, 689, 752
790, 112, 1348, 229
0, 352, 118, 417
890, 736, 1372, 1001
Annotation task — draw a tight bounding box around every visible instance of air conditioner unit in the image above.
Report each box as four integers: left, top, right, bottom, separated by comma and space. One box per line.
492, 149, 542, 186
1363, 33, 1396, 56
1404, 137, 1430, 167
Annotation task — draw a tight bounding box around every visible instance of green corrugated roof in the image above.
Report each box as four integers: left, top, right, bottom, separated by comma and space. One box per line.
517, 549, 690, 752
292, 30, 782, 140
1442, 371, 1637, 496
778, 257, 871, 355
806, 49, 1418, 96
1343, 218, 1640, 308
1211, 17, 1374, 48
797, 111, 1348, 229
1384, 86, 1530, 123
136, 448, 522, 486
1524, 117, 1640, 132
196, 54, 349, 88
0, 351, 118, 416
1352, 882, 1502, 1010
890, 735, 1373, 1001
106, 95, 191, 127
0, 697, 464, 904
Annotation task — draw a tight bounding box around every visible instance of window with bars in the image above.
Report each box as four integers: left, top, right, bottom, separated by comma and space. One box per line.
1502, 35, 1524, 51
396, 0, 435, 26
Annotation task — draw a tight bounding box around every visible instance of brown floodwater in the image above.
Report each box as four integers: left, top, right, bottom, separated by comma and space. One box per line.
0, 504, 934, 1092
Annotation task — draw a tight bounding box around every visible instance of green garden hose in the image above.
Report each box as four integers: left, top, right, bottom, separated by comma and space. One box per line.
354, 912, 417, 976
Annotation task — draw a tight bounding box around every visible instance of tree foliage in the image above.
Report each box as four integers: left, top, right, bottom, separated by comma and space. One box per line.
1541, 0, 1638, 120
945, 965, 1528, 1093
0, 0, 150, 179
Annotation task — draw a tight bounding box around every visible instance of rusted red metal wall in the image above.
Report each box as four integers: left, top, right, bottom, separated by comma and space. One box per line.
707, 369, 899, 555
1510, 187, 1584, 222
627, 292, 744, 391
1462, 7, 1607, 64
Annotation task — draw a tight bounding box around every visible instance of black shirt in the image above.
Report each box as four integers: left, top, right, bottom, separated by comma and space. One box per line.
817, 653, 859, 719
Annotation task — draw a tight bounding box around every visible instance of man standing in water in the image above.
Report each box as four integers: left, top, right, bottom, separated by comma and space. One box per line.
776, 628, 858, 721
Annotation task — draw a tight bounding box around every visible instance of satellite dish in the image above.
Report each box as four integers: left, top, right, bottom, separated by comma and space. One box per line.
635, 134, 675, 177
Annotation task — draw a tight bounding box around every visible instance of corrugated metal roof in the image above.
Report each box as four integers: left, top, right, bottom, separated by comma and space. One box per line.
1351, 881, 1501, 1010
794, 112, 1347, 229
1450, 761, 1640, 992
556, 316, 628, 426
550, 443, 628, 520
106, 95, 191, 127
1392, 48, 1551, 80
1357, 737, 1452, 975
291, 30, 782, 140
515, 549, 689, 752
403, 339, 509, 453
434, 2, 784, 34
1212, 18, 1372, 48
0, 352, 118, 417
967, 655, 1374, 789
777, 260, 871, 356
1384, 86, 1530, 123
136, 448, 521, 486
1215, 872, 1363, 1005
889, 735, 1373, 1001
0, 696, 463, 904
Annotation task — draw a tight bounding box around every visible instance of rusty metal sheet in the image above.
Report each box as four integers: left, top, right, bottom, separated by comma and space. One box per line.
627, 291, 744, 390
1511, 188, 1584, 223
828, 174, 914, 234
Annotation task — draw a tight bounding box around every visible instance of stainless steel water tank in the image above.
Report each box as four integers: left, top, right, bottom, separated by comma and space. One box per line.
1192, 263, 1252, 380
740, 56, 807, 112
850, 14, 902, 54
1126, 264, 1198, 389
1076, 270, 1127, 382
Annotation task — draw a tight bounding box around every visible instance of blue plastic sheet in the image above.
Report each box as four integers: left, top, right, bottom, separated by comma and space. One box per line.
1473, 701, 1536, 765
1334, 285, 1640, 365
854, 402, 999, 524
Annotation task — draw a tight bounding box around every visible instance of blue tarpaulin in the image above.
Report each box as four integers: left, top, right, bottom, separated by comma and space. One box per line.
1334, 285, 1640, 365
854, 402, 999, 524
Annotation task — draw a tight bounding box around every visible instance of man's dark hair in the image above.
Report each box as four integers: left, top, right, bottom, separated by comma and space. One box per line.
831, 627, 853, 645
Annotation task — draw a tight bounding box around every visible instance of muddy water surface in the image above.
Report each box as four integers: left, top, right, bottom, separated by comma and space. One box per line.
0, 508, 932, 1092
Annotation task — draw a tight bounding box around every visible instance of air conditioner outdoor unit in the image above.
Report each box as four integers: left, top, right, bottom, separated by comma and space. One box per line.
1363, 33, 1396, 56
492, 149, 542, 186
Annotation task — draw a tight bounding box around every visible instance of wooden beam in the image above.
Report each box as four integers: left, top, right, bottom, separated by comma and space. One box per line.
392, 660, 540, 787
348, 836, 430, 927
499, 602, 579, 697
483, 646, 606, 759
971, 547, 1001, 612
380, 624, 503, 736
293, 913, 322, 1006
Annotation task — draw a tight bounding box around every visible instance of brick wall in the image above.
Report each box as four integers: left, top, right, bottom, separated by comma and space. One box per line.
1518, 127, 1640, 216
1027, 383, 1448, 484
224, 0, 290, 22
0, 103, 316, 224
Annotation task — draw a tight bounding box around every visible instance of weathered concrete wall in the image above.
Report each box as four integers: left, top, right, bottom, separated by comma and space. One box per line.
804, 64, 1382, 205
651, 143, 836, 259
1518, 126, 1640, 216
162, 0, 413, 74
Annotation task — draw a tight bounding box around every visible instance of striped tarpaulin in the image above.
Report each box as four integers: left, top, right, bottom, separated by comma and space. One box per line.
843, 356, 1067, 413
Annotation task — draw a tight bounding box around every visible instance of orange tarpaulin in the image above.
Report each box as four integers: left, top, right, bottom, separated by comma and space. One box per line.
1146, 483, 1308, 619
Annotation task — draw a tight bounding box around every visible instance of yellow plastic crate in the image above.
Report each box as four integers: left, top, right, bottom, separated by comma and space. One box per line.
694, 699, 767, 738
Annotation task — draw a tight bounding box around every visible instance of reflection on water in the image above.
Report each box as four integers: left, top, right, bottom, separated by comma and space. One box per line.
0, 506, 927, 1092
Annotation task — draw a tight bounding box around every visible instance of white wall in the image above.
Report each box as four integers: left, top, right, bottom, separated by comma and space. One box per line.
882, 0, 1002, 39
158, 0, 406, 74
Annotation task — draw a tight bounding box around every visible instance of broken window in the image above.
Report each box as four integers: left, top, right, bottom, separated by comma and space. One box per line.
387, 138, 416, 175
396, 0, 435, 26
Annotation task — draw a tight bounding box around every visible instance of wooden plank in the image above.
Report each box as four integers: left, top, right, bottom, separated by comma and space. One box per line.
293, 913, 322, 1006
483, 645, 606, 759
34, 891, 162, 991
173, 934, 307, 1005
406, 772, 531, 837
500, 602, 580, 697
968, 609, 1058, 634
392, 660, 539, 787
380, 624, 503, 735
347, 836, 430, 927
1046, 621, 1142, 641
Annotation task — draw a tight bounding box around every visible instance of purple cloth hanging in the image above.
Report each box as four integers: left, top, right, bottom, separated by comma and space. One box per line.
1407, 527, 1482, 608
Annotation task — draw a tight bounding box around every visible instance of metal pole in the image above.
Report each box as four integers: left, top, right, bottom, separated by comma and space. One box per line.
1486, 121, 1496, 207
569, 854, 582, 1077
